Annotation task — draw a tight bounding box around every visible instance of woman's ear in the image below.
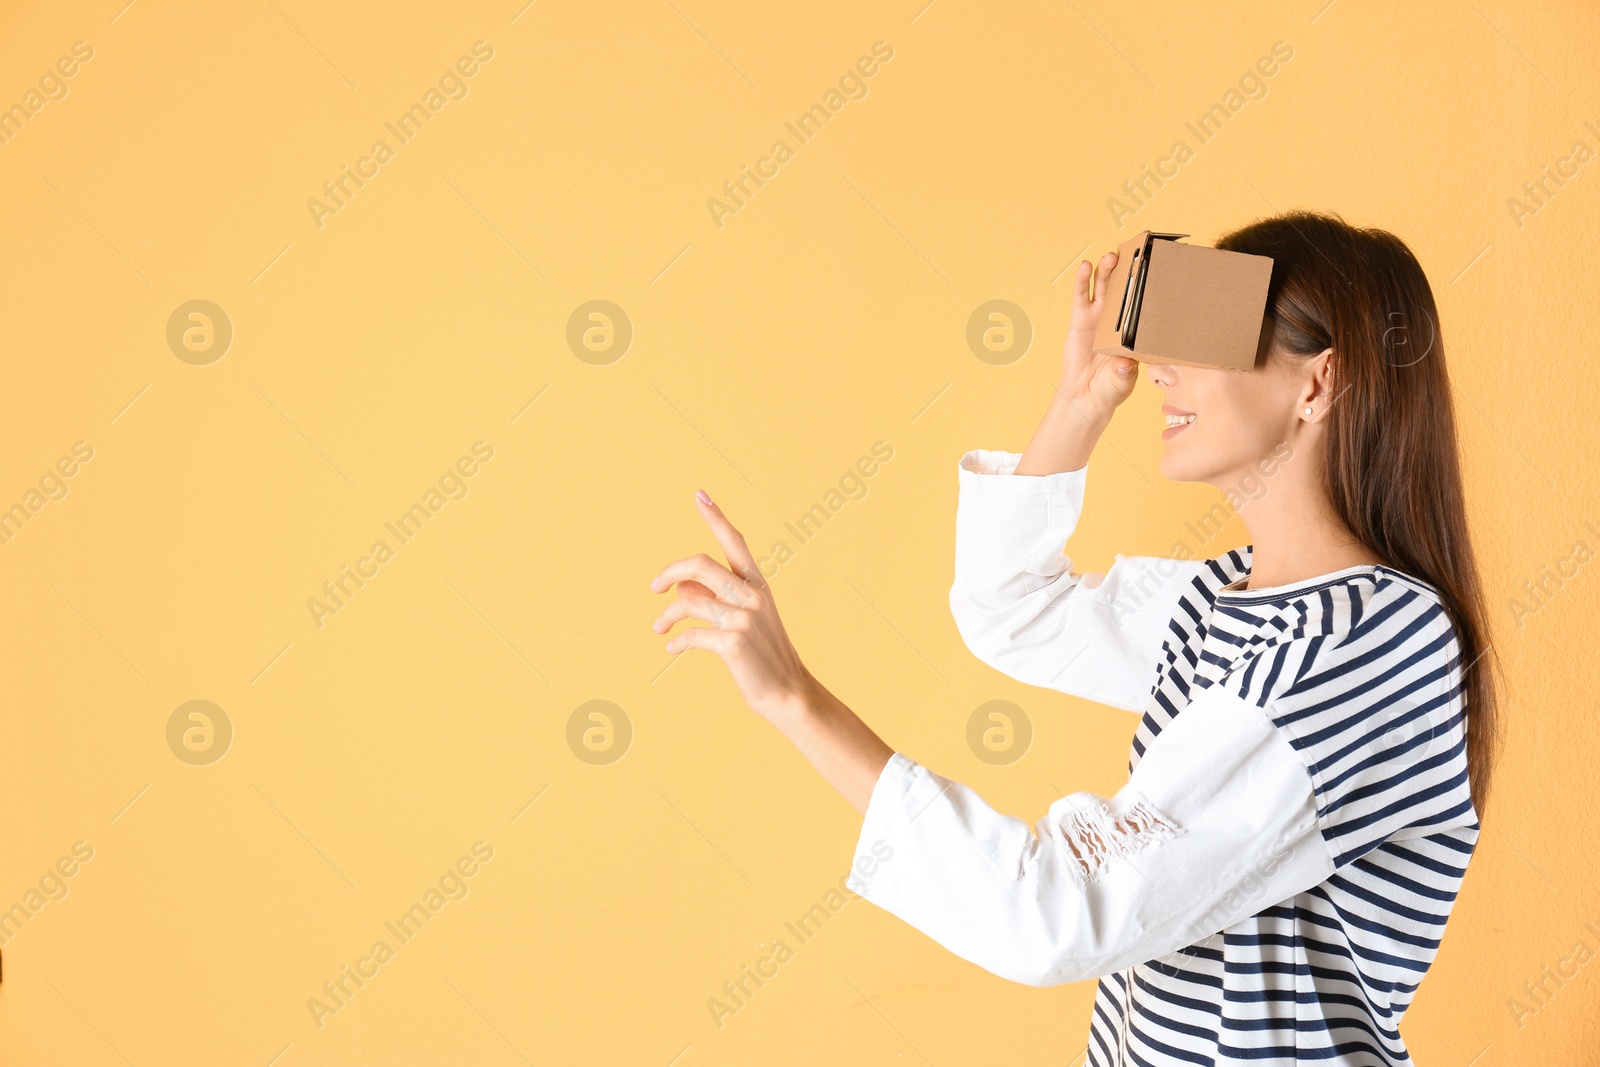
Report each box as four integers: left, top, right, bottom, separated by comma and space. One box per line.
1301, 347, 1337, 420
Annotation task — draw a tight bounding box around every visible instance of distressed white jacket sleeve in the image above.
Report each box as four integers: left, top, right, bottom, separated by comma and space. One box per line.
948, 448, 1207, 712
845, 682, 1332, 987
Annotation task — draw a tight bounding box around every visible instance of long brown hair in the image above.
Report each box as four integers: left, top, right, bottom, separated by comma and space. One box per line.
1215, 209, 1503, 817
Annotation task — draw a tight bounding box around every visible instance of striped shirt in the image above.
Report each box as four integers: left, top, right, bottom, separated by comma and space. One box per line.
847, 449, 1478, 1066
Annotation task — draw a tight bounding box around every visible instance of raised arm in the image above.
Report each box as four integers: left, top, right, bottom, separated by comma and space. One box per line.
948, 252, 1200, 712
1016, 248, 1139, 478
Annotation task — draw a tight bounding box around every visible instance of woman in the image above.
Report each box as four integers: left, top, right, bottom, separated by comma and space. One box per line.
649, 209, 1500, 1065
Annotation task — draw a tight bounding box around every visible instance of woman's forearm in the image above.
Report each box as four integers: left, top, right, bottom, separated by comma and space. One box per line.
1013, 386, 1110, 476
766, 673, 896, 816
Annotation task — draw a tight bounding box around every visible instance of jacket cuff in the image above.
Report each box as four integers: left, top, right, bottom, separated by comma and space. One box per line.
958, 449, 1087, 505
845, 752, 920, 899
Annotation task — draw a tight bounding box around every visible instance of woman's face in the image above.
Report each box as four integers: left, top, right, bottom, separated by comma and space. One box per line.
1146, 349, 1310, 488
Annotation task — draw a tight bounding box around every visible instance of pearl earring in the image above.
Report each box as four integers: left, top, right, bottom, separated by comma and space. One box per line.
1304, 406, 1313, 415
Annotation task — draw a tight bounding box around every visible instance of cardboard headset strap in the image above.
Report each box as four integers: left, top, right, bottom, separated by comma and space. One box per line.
1091, 230, 1275, 372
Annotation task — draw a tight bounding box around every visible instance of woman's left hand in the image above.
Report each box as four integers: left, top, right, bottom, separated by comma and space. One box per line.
650, 490, 815, 721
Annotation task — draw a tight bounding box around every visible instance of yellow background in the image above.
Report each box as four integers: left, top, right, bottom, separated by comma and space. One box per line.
1, 0, 1596, 1063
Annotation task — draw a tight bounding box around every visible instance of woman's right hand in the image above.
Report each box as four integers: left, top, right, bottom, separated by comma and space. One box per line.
1060, 250, 1140, 427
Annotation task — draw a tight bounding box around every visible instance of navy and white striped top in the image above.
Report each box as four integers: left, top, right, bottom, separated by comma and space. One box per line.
1090, 543, 1478, 1066
847, 449, 1479, 1067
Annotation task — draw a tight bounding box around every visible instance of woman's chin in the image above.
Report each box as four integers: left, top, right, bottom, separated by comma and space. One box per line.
1157, 451, 1185, 481
1157, 449, 1209, 485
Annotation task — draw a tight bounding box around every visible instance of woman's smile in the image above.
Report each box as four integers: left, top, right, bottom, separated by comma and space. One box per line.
1162, 403, 1196, 439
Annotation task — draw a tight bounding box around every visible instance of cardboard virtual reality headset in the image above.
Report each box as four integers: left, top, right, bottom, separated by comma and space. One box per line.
1092, 230, 1275, 372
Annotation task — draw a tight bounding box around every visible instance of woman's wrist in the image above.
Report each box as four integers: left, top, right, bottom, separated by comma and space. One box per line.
1014, 386, 1110, 475
762, 672, 895, 815
1047, 384, 1117, 436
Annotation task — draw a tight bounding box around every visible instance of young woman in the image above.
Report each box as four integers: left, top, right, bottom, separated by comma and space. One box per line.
649, 209, 1500, 1065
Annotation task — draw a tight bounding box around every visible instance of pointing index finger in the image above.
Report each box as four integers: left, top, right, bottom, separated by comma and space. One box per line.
693, 489, 764, 587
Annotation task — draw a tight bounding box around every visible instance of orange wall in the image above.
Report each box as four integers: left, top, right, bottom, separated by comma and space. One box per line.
0, 1, 1595, 1063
